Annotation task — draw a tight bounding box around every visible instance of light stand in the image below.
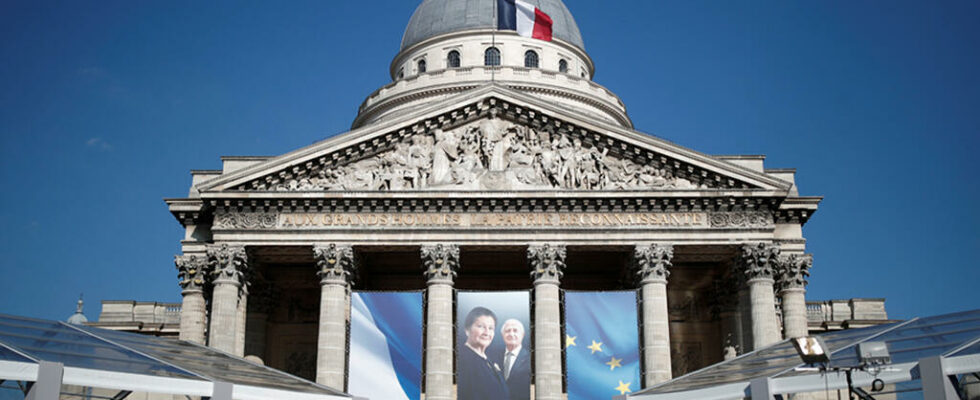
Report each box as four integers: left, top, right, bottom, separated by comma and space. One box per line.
791, 336, 892, 400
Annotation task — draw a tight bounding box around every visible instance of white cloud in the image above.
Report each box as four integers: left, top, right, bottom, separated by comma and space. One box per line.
85, 137, 112, 151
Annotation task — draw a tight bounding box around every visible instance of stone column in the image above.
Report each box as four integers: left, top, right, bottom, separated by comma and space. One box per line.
634, 243, 673, 386
206, 244, 248, 354
777, 254, 812, 339
736, 276, 753, 353
420, 244, 460, 400
711, 279, 740, 360
245, 281, 277, 363
313, 244, 356, 391
528, 244, 566, 400
234, 285, 248, 357
175, 254, 210, 344
738, 243, 782, 350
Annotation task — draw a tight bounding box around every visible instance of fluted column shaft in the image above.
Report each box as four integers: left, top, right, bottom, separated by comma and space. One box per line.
778, 254, 813, 339
747, 277, 780, 349
175, 255, 209, 344
739, 243, 782, 350
234, 287, 248, 357
206, 244, 248, 354
529, 244, 566, 400
314, 244, 356, 391
736, 284, 753, 352
421, 244, 460, 400
635, 244, 673, 386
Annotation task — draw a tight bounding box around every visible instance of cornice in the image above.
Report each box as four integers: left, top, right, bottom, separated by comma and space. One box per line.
775, 196, 822, 225
165, 198, 207, 226
200, 193, 785, 215
353, 66, 629, 129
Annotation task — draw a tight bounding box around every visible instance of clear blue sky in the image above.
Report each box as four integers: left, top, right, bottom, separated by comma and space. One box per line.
1, 1, 977, 322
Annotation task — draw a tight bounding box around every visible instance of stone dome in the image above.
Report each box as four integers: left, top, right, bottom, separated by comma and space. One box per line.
67, 297, 88, 325
401, 0, 585, 51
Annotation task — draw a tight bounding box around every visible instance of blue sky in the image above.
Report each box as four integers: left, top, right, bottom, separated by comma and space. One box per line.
1, 1, 977, 322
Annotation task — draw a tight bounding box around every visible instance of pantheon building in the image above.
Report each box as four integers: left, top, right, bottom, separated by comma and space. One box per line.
162, 0, 827, 399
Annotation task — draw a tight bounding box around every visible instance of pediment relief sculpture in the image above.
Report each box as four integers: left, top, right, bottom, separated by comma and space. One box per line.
258, 118, 707, 192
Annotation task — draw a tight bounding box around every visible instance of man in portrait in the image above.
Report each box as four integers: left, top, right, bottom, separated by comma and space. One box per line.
496, 319, 530, 400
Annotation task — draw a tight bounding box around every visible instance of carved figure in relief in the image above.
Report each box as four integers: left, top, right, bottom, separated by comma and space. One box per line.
409, 136, 432, 188
271, 117, 712, 191
431, 128, 458, 185
555, 136, 575, 187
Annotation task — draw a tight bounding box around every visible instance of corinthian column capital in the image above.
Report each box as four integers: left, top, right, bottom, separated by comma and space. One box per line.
528, 244, 566, 284
777, 254, 812, 291
207, 244, 248, 286
738, 242, 780, 282
421, 244, 460, 284
313, 244, 357, 286
634, 243, 673, 284
175, 254, 210, 292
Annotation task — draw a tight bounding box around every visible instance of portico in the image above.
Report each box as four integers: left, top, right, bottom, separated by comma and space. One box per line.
165, 95, 821, 393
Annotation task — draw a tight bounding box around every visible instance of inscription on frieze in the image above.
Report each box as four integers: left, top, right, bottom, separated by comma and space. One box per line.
213, 211, 773, 230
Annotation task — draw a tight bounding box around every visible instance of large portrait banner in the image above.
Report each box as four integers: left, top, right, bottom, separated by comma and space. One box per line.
564, 291, 641, 399
456, 291, 531, 400
349, 291, 423, 400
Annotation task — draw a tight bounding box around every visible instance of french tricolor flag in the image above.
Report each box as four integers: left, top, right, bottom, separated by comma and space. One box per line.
497, 0, 553, 42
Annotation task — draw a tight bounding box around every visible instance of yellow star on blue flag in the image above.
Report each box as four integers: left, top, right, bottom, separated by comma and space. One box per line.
588, 340, 603, 354
564, 292, 641, 400
615, 380, 632, 395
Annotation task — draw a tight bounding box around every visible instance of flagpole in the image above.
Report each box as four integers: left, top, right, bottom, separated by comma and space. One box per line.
491, 0, 496, 83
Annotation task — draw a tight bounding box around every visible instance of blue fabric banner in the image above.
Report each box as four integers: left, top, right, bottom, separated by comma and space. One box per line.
565, 291, 641, 399
349, 292, 423, 400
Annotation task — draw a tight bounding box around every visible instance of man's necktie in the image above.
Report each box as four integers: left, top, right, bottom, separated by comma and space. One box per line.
504, 352, 514, 379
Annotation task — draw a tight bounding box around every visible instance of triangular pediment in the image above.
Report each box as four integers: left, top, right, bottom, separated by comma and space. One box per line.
196, 85, 792, 194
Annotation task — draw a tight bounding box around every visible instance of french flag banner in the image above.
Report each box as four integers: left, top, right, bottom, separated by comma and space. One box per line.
498, 0, 553, 41
348, 292, 424, 400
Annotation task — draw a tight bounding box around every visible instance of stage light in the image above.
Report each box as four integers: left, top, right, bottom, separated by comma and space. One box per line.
791, 336, 831, 365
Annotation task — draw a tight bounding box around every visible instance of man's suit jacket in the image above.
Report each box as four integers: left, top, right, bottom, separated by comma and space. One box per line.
497, 347, 531, 400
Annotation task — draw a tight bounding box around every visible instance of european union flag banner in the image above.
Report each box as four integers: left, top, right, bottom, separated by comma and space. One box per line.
565, 291, 641, 399
349, 292, 423, 400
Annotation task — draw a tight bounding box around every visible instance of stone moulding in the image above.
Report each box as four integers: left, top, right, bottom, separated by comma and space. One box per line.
213, 212, 278, 230
707, 211, 773, 228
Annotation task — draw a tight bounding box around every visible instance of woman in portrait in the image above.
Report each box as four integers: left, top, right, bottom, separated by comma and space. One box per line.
457, 307, 509, 400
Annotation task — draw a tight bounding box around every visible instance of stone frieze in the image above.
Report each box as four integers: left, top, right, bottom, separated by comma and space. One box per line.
211, 210, 774, 230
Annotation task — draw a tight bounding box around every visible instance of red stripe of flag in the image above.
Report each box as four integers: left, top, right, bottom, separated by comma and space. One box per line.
532, 8, 553, 41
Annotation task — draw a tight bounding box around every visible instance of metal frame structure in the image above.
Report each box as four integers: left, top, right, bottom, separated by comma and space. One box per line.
0, 313, 355, 400
618, 309, 980, 400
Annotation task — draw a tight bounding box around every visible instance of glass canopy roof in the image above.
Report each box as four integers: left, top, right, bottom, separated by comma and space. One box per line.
0, 313, 349, 398
631, 309, 980, 398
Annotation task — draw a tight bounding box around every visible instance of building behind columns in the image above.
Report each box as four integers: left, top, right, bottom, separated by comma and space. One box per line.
145, 0, 889, 397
